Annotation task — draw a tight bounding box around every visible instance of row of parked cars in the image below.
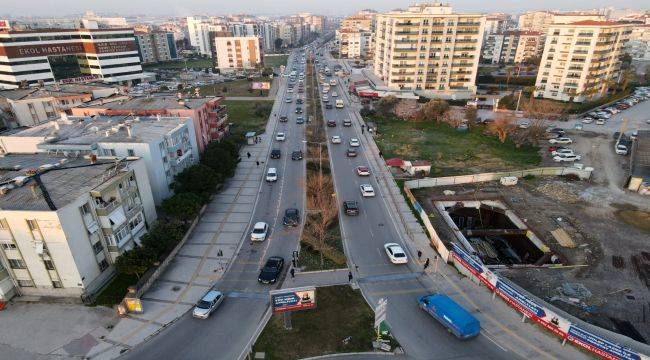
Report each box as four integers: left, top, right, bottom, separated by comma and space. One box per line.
582, 86, 650, 125
546, 128, 582, 162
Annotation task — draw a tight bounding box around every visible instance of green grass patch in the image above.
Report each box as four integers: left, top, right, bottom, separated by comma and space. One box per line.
371, 116, 540, 176
143, 58, 213, 70
197, 77, 270, 97
93, 273, 138, 307
264, 55, 289, 68
223, 100, 272, 136
253, 286, 375, 359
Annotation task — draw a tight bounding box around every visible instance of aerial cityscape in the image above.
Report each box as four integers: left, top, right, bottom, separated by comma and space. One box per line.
0, 2, 649, 360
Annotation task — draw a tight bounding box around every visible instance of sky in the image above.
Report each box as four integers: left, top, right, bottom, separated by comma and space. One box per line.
1, 0, 647, 17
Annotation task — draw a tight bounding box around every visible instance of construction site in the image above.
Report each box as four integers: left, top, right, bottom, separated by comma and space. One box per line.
413, 175, 650, 344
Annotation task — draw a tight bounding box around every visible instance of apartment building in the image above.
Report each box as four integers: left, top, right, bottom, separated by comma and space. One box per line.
0, 84, 117, 127
518, 11, 605, 33
0, 154, 156, 300
0, 27, 145, 89
261, 22, 280, 52
337, 13, 375, 59
626, 25, 650, 61
186, 16, 227, 56
69, 95, 228, 152
211, 34, 262, 72
134, 31, 179, 64
0, 114, 199, 204
534, 21, 632, 102
482, 31, 543, 64
372, 3, 485, 99
484, 13, 510, 35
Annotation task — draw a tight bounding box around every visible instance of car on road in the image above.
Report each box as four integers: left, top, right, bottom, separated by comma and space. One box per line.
283, 208, 301, 227
549, 137, 572, 145
250, 222, 269, 241
343, 200, 359, 216
265, 168, 278, 182
285, 97, 292, 103
325, 103, 333, 109
270, 149, 281, 159
291, 150, 304, 160
346, 148, 357, 157
276, 132, 286, 141
327, 120, 337, 127
331, 135, 342, 144
356, 166, 370, 176
258, 256, 284, 284
349, 138, 360, 147
343, 118, 352, 127
287, 88, 294, 93
296, 98, 303, 104
295, 107, 303, 114
192, 290, 224, 319
296, 116, 305, 124
332, 92, 338, 97
336, 99, 344, 108
384, 243, 408, 264
322, 95, 329, 102
615, 143, 629, 155
553, 153, 582, 162
360, 184, 375, 197
280, 115, 288, 122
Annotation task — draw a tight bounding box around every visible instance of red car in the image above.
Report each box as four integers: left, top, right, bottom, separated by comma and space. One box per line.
356, 166, 370, 176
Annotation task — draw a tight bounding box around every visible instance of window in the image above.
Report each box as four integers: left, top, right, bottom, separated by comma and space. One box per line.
1, 243, 17, 250
52, 281, 63, 288
17, 279, 34, 287
127, 149, 135, 157
27, 219, 38, 231
93, 241, 104, 255
99, 259, 109, 272
80, 203, 91, 215
8, 259, 26, 269
44, 260, 55, 270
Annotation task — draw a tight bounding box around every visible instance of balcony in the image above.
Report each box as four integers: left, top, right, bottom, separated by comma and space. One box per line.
396, 22, 420, 27
455, 39, 478, 44
392, 72, 415, 76
457, 22, 481, 26
394, 47, 418, 52
455, 47, 476, 51
391, 79, 413, 83
392, 56, 416, 60
395, 39, 418, 44
95, 200, 121, 216
393, 64, 416, 68
451, 63, 473, 67
456, 31, 479, 35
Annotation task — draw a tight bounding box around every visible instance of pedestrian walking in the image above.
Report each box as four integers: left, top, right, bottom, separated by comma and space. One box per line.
348, 271, 353, 282
424, 258, 430, 270
256, 161, 260, 166
290, 268, 295, 278
247, 152, 251, 158
417, 250, 422, 260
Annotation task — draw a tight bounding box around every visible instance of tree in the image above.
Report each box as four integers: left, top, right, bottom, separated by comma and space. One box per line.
305, 173, 339, 267
173, 164, 221, 196
177, 84, 184, 91
465, 107, 478, 123
375, 95, 399, 118
140, 220, 186, 259
115, 246, 155, 279
162, 193, 204, 221
274, 38, 283, 50
201, 144, 237, 178
486, 112, 517, 143
416, 99, 449, 122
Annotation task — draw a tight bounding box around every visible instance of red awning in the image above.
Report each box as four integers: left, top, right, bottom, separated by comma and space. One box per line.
385, 158, 405, 167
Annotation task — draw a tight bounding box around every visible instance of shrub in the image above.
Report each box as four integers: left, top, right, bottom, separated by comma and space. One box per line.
173, 164, 221, 196
140, 220, 186, 259
162, 193, 204, 221
115, 246, 155, 279
201, 144, 238, 178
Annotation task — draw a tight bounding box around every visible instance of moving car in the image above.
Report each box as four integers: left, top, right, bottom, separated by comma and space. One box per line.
336, 99, 344, 108
346, 148, 357, 157
258, 256, 285, 284
331, 92, 338, 97
349, 138, 360, 147
343, 118, 352, 127
265, 168, 278, 182
283, 208, 301, 227
553, 153, 582, 162
192, 290, 224, 319
329, 79, 337, 86
323, 95, 329, 102
356, 166, 370, 176
296, 98, 303, 104
285, 97, 292, 103
276, 132, 286, 141
250, 222, 269, 241
615, 143, 629, 155
548, 137, 572, 145
296, 116, 305, 124
291, 150, 304, 160
295, 107, 303, 114
280, 115, 288, 122
343, 200, 359, 216
384, 243, 408, 264
331, 135, 342, 144
270, 149, 281, 159
327, 120, 337, 127
360, 184, 375, 197
325, 103, 333, 109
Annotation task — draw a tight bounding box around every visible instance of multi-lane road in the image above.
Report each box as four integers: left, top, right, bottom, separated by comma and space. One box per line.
122, 49, 308, 360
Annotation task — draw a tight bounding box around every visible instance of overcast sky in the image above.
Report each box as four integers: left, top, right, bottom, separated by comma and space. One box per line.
1, 0, 647, 17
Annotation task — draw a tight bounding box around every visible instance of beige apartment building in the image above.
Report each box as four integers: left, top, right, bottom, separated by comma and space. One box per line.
211, 33, 262, 72
482, 31, 543, 64
534, 21, 632, 102
372, 3, 485, 99
518, 11, 605, 34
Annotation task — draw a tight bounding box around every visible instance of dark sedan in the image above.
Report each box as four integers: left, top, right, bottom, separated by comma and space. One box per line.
343, 201, 359, 216
270, 149, 281, 159
283, 208, 300, 226
258, 256, 285, 284
291, 150, 304, 160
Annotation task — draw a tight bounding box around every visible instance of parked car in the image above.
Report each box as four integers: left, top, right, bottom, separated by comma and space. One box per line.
258, 256, 284, 284
270, 149, 281, 159
265, 168, 278, 182
291, 150, 303, 160
276, 132, 286, 141
250, 222, 269, 241
296, 98, 303, 104
596, 118, 606, 125
553, 153, 582, 162
518, 121, 530, 129
615, 143, 629, 155
551, 148, 575, 156
192, 290, 225, 319
581, 117, 594, 124
346, 148, 357, 157
331, 135, 342, 144
549, 137, 572, 145
356, 166, 370, 176
360, 184, 375, 197
384, 243, 408, 264
343, 200, 359, 216
349, 138, 360, 147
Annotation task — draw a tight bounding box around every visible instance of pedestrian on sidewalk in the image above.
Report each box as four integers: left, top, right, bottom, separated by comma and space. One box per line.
417, 250, 422, 260
256, 161, 260, 166
378, 150, 383, 158
290, 268, 295, 278
361, 125, 365, 134
423, 258, 430, 270
348, 271, 353, 282
247, 152, 251, 158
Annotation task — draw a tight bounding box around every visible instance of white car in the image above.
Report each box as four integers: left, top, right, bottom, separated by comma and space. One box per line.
192, 290, 224, 319
551, 148, 574, 156
335, 99, 344, 108
596, 119, 606, 125
331, 135, 342, 144
360, 184, 375, 197
331, 92, 338, 97
322, 95, 329, 102
349, 138, 360, 147
266, 168, 278, 182
287, 88, 294, 93
549, 137, 572, 145
276, 132, 286, 141
581, 117, 594, 124
384, 243, 408, 264
553, 154, 582, 162
250, 222, 269, 241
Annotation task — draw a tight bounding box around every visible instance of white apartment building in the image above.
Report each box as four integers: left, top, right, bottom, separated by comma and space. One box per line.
482, 31, 543, 64
0, 154, 156, 300
186, 16, 226, 56
212, 35, 262, 71
0, 27, 145, 89
337, 13, 375, 59
372, 3, 485, 99
534, 21, 632, 102
626, 25, 650, 61
484, 13, 510, 35
0, 115, 199, 204
518, 11, 605, 34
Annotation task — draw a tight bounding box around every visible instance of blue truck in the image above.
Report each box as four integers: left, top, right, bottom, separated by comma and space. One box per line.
418, 294, 481, 340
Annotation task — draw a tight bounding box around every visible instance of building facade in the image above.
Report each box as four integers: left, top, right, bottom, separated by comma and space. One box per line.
134, 31, 178, 64
0, 27, 145, 89
211, 35, 262, 71
337, 13, 375, 59
372, 3, 485, 99
0, 154, 156, 300
482, 31, 543, 64
626, 25, 650, 61
534, 21, 632, 102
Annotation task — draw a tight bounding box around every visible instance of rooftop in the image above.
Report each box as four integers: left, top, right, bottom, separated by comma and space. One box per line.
567, 20, 625, 26
0, 84, 117, 101
0, 154, 133, 211
77, 95, 221, 110
631, 130, 650, 180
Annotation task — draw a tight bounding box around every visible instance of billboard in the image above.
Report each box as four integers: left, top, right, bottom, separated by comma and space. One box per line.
270, 286, 316, 314
251, 82, 271, 90
0, 40, 137, 59
60, 74, 101, 84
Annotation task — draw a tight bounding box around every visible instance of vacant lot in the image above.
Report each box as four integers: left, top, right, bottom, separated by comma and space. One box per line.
264, 55, 289, 68
143, 58, 212, 70
196, 77, 272, 97
371, 117, 541, 176
223, 100, 272, 136
253, 286, 374, 359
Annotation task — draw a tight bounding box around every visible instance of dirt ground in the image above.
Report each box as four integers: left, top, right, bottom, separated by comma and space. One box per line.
414, 175, 650, 344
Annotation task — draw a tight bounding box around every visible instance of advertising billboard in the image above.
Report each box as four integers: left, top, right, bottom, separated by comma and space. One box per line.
270, 286, 316, 314
251, 82, 271, 90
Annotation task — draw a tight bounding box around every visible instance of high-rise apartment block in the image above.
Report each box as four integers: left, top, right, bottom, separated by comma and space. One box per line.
534, 21, 632, 102
372, 3, 485, 99
626, 25, 650, 61
211, 34, 262, 72
134, 31, 179, 64
518, 11, 605, 34
337, 13, 375, 59
481, 31, 543, 64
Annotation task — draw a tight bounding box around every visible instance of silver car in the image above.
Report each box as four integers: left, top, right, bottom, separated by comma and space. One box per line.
193, 290, 224, 319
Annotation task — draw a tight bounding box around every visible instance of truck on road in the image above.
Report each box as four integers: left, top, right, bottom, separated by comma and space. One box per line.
418, 294, 480, 339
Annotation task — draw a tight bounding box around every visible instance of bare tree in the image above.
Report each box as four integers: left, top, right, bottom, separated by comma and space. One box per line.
305, 173, 338, 267
486, 112, 517, 143
416, 99, 449, 122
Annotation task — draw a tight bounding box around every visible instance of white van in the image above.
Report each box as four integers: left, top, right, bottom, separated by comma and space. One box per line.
266, 168, 278, 182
